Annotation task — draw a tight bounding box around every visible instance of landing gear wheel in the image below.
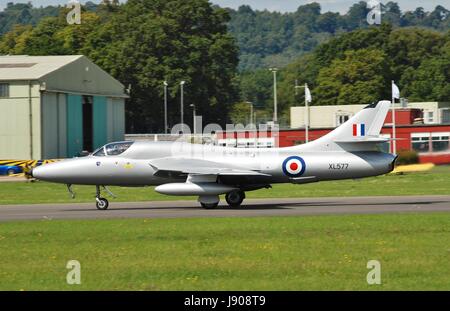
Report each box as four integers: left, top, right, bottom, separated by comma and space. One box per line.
198, 195, 220, 209
226, 190, 245, 208
200, 202, 219, 209
96, 198, 109, 210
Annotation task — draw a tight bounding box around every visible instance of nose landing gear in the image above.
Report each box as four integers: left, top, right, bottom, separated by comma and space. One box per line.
96, 197, 109, 210
95, 185, 115, 210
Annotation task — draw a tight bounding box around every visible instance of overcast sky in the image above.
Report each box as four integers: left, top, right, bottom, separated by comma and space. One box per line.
0, 0, 448, 13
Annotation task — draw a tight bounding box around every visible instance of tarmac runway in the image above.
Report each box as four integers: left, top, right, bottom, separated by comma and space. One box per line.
0, 195, 450, 222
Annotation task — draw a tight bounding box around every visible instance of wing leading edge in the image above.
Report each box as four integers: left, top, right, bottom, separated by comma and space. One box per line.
149, 158, 271, 178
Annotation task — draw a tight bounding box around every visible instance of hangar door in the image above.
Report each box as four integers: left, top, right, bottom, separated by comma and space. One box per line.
93, 96, 108, 150
41, 92, 67, 159
67, 94, 83, 157
66, 94, 109, 157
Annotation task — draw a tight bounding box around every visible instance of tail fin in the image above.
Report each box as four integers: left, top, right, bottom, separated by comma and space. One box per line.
295, 100, 391, 152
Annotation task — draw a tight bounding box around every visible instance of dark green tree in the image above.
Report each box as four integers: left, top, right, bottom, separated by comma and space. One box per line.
386, 28, 447, 80
82, 0, 239, 132
314, 49, 390, 106
343, 1, 370, 31
403, 41, 450, 101
383, 1, 402, 26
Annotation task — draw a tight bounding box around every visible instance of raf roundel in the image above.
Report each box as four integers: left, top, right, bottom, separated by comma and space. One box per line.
282, 156, 306, 178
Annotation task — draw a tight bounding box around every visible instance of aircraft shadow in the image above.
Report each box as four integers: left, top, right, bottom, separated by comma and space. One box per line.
64, 200, 448, 212
65, 205, 292, 212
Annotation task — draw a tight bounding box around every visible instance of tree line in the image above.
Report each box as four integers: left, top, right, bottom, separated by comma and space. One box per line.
1, 1, 448, 71
228, 1, 449, 71
233, 25, 449, 126
0, 1, 448, 130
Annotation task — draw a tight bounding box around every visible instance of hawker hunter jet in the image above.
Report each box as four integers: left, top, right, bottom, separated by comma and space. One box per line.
32, 101, 396, 210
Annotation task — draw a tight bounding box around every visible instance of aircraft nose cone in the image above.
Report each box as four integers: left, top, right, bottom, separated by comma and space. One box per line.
30, 158, 96, 184
31, 165, 47, 180
32, 162, 65, 182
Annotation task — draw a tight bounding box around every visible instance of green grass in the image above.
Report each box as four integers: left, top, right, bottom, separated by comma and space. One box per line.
1, 214, 450, 290
0, 165, 449, 205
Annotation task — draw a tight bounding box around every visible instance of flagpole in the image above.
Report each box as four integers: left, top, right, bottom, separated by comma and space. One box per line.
305, 83, 309, 143
392, 80, 397, 154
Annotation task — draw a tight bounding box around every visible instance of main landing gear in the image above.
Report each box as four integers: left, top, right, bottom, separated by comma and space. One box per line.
198, 195, 220, 209
198, 190, 246, 209
95, 185, 116, 210
225, 190, 246, 208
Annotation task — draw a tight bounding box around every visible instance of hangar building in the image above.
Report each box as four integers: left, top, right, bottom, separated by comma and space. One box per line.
0, 55, 128, 160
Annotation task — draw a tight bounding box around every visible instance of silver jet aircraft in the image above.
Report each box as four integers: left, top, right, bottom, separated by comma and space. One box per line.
32, 101, 397, 210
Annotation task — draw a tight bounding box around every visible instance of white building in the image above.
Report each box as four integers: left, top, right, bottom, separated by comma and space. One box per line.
290, 102, 450, 129
408, 102, 450, 124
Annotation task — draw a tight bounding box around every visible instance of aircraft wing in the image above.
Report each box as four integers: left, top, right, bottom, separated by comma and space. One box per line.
149, 158, 271, 177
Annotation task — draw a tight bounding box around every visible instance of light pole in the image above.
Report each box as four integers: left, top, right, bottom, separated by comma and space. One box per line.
190, 104, 196, 135
269, 68, 278, 123
163, 81, 168, 134
180, 81, 185, 125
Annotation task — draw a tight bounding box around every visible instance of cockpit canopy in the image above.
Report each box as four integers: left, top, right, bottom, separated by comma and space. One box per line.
93, 142, 134, 157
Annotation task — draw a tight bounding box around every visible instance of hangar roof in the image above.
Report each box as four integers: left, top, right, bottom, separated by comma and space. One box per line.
0, 55, 82, 80
0, 55, 128, 98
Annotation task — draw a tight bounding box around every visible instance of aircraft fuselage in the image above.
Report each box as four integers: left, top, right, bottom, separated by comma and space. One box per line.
32, 141, 396, 186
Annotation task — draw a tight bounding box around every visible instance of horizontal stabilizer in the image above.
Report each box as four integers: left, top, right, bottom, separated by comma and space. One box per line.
334, 137, 389, 144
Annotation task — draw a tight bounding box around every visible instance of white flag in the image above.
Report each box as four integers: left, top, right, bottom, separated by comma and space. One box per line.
392, 82, 400, 99
305, 85, 312, 103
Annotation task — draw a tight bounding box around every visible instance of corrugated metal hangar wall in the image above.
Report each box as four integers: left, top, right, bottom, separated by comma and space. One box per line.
0, 55, 128, 160
41, 93, 125, 158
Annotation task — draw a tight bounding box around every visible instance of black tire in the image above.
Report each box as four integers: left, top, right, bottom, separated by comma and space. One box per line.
225, 190, 245, 208
96, 198, 109, 210
200, 202, 219, 209
6, 169, 15, 176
